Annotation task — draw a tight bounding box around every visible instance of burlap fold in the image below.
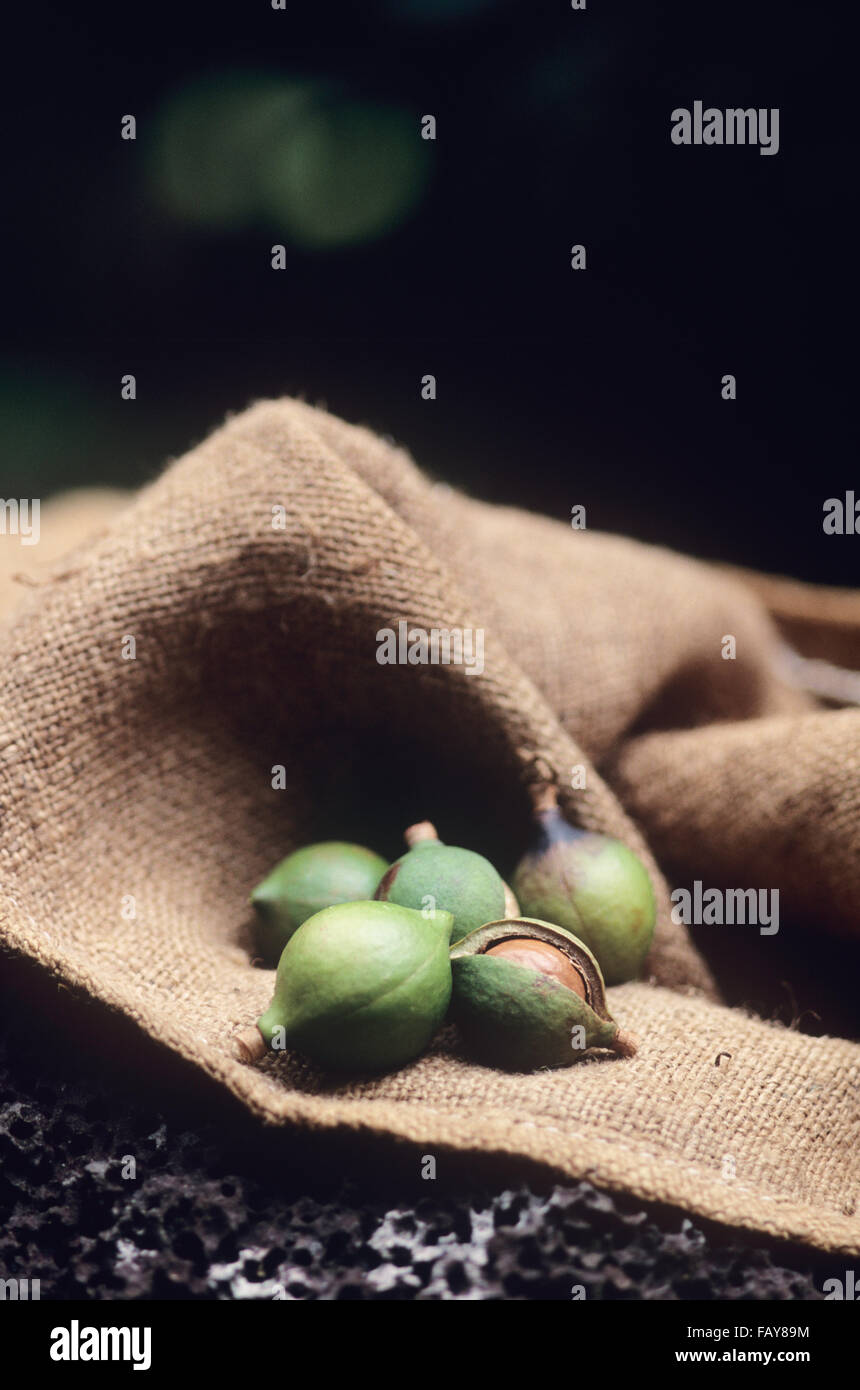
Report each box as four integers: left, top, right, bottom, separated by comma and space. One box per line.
1, 399, 857, 1255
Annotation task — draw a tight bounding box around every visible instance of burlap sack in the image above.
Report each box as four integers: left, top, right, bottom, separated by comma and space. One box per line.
1, 399, 857, 1255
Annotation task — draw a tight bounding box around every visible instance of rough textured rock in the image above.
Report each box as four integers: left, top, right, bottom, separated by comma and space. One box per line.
0, 1008, 841, 1300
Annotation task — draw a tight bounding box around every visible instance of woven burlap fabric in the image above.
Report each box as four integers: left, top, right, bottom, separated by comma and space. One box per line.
0, 488, 127, 621
0, 399, 857, 1254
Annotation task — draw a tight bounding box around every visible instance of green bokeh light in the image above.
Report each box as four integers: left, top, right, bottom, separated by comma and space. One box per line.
263, 100, 430, 248
149, 73, 319, 229
148, 72, 432, 247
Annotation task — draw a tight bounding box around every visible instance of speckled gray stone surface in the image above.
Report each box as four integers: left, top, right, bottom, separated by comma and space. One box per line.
0, 996, 842, 1301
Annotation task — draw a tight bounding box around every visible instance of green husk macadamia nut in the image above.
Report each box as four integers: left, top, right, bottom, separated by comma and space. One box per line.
251, 841, 388, 961
375, 821, 506, 944
256, 899, 454, 1072
512, 790, 655, 985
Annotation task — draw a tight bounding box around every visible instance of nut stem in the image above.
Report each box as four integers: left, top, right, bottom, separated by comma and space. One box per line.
404, 821, 439, 848
612, 1028, 638, 1058
235, 1026, 267, 1063
531, 783, 560, 817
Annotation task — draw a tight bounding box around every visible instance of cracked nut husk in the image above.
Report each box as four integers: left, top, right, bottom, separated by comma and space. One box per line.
449, 917, 638, 1070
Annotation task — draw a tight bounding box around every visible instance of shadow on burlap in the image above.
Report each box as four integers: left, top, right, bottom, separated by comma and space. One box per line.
0, 399, 857, 1254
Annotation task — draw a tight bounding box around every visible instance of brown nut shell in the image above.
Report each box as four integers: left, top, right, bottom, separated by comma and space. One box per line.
484, 937, 587, 998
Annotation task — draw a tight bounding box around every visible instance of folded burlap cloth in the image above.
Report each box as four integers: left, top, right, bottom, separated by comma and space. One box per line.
1, 399, 857, 1254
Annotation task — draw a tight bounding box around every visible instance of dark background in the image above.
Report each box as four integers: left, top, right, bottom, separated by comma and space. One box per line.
3, 0, 854, 584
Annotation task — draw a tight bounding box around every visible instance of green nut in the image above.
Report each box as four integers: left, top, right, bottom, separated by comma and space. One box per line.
251, 841, 388, 961
449, 918, 637, 1071
512, 792, 656, 985
257, 899, 454, 1072
375, 821, 506, 944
